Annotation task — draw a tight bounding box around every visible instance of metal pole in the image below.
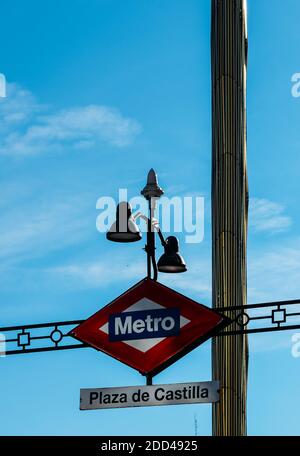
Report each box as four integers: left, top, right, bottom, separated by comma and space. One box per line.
146, 198, 158, 281
146, 375, 153, 386
141, 169, 163, 281
211, 0, 249, 436
146, 209, 152, 279
149, 199, 158, 281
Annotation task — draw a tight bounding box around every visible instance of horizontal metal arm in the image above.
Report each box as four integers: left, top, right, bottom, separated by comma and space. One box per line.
217, 298, 300, 336
0, 320, 86, 356
1, 299, 300, 356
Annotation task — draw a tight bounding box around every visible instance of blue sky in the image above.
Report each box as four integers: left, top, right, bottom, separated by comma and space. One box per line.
0, 0, 300, 436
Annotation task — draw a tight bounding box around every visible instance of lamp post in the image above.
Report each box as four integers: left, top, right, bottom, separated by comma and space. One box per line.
106, 169, 187, 385
106, 169, 187, 282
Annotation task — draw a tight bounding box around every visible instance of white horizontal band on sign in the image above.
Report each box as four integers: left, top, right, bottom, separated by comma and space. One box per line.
80, 381, 220, 410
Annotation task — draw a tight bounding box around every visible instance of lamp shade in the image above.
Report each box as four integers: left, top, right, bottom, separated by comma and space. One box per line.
157, 236, 187, 273
106, 202, 142, 243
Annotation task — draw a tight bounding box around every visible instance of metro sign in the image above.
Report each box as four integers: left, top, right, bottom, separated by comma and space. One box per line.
71, 278, 229, 376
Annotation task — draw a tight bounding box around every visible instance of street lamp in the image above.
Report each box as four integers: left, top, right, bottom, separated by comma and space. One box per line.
157, 236, 187, 273
106, 169, 187, 280
106, 202, 142, 243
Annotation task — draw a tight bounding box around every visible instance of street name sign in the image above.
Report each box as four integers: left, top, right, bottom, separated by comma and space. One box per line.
71, 278, 229, 376
80, 381, 220, 410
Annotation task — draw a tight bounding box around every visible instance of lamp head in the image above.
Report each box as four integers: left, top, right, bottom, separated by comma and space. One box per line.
106, 202, 142, 243
157, 236, 187, 273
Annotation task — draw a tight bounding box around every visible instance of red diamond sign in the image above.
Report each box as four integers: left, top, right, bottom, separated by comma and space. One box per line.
71, 278, 228, 376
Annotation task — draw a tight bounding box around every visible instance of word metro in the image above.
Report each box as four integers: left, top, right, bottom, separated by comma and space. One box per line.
109, 308, 180, 341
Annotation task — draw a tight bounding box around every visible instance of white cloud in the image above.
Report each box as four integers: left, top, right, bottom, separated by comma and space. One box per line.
0, 83, 43, 135
0, 191, 92, 265
43, 253, 212, 300
50, 260, 144, 289
248, 239, 300, 302
0, 257, 145, 296
249, 197, 292, 233
0, 83, 141, 155
248, 332, 293, 354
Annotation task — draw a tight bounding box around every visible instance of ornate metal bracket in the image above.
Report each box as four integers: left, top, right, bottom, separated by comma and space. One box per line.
217, 298, 300, 335
0, 320, 86, 355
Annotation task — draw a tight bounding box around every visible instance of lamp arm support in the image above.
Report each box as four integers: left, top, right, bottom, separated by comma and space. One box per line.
151, 247, 158, 281
133, 212, 166, 246
132, 211, 165, 281
155, 226, 166, 247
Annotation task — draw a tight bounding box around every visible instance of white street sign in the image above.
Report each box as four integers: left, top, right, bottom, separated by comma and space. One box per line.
80, 381, 219, 410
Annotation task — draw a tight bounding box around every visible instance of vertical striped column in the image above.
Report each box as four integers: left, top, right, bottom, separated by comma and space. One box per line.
211, 0, 249, 436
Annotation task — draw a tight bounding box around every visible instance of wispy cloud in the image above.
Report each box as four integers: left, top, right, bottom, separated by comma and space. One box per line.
0, 188, 93, 265
0, 83, 41, 128
41, 253, 212, 300
248, 332, 294, 354
248, 238, 300, 302
50, 259, 144, 289
0, 83, 141, 156
0, 257, 145, 296
249, 197, 292, 234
